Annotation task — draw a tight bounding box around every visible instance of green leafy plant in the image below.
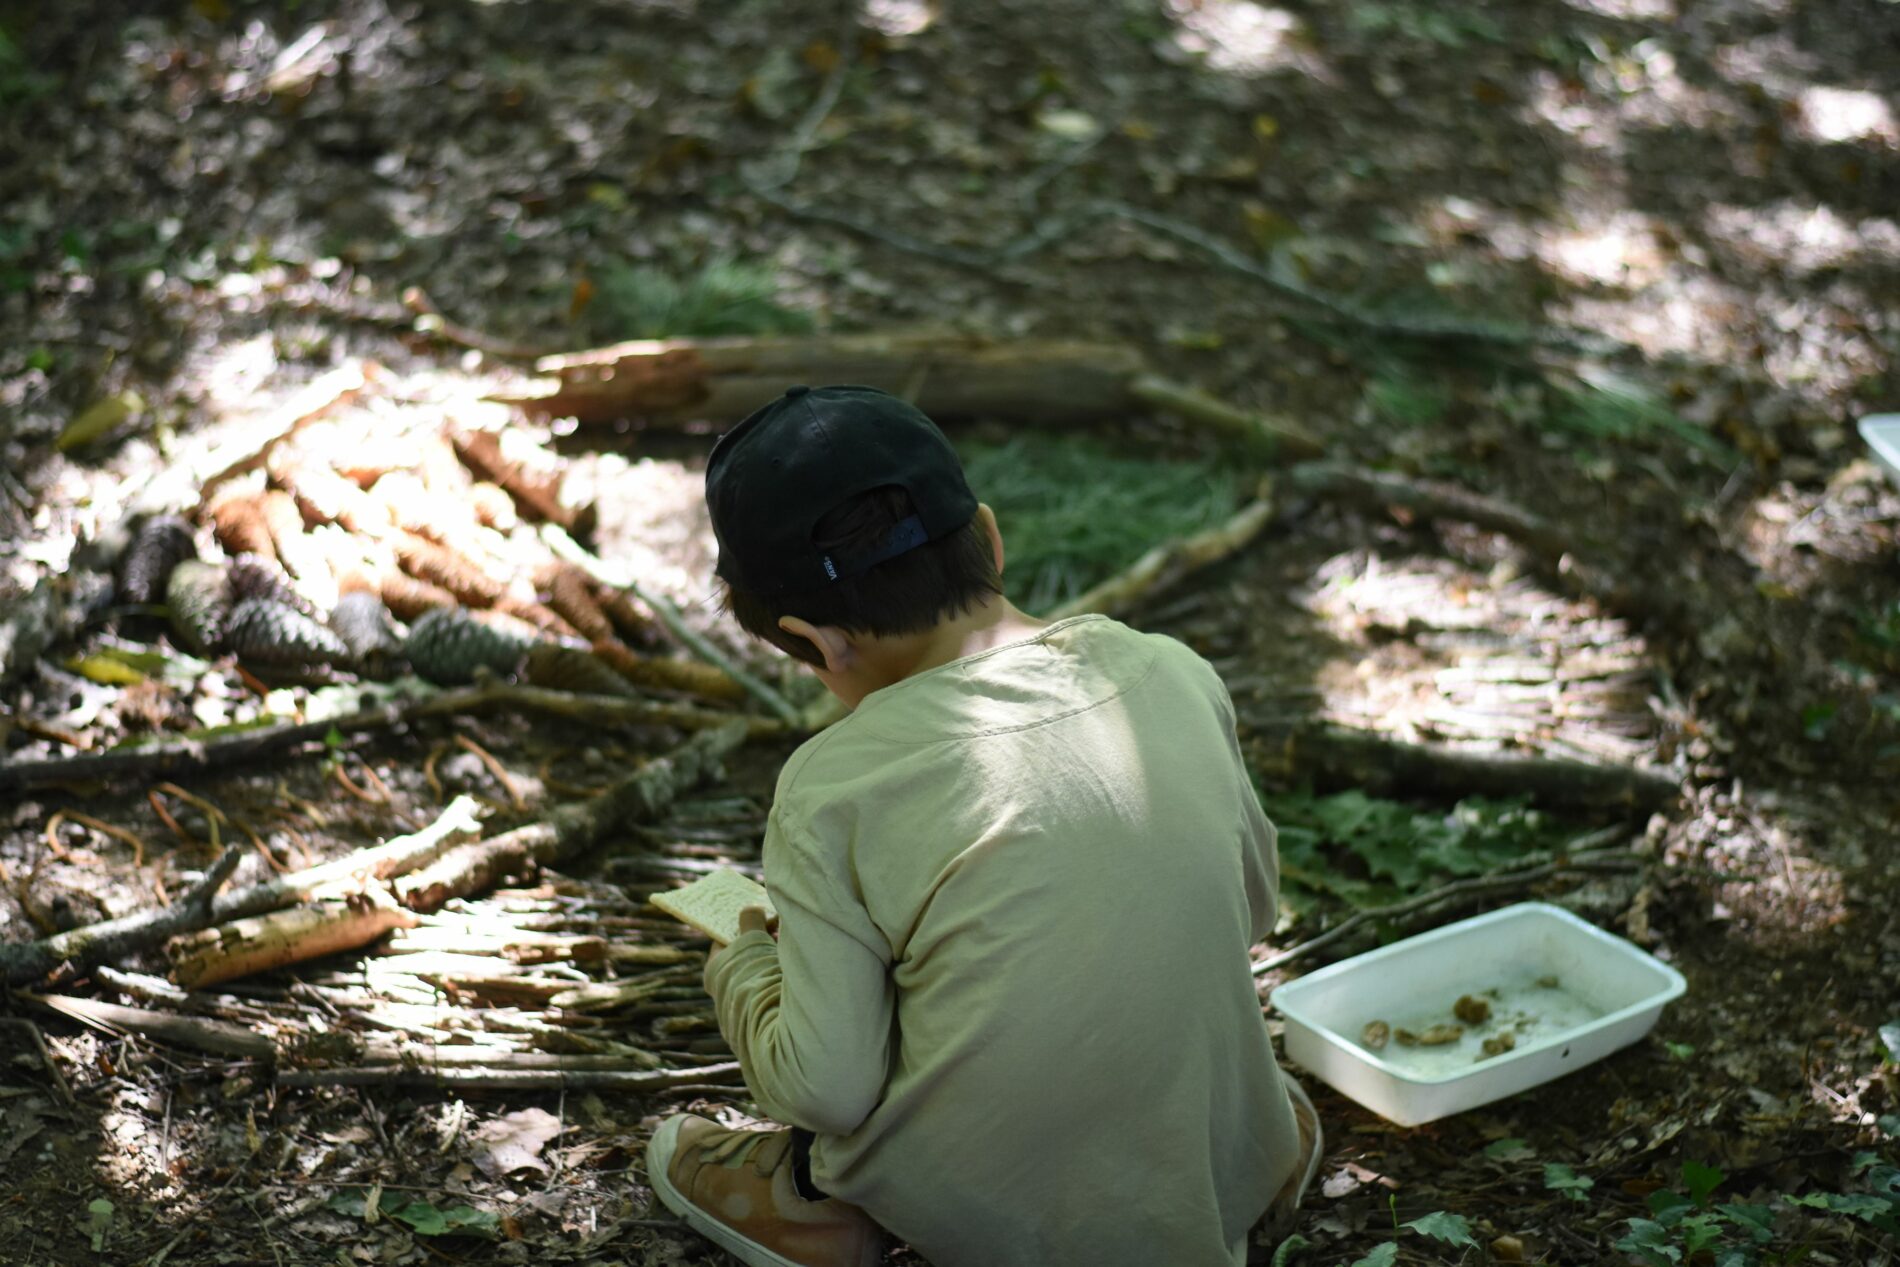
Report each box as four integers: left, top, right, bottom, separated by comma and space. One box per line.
1345, 1209, 1476, 1266
0, 27, 58, 107
1546, 1161, 1596, 1203
1347, 3, 1504, 47
583, 256, 813, 342
959, 433, 1239, 614
327, 1190, 499, 1239
1261, 787, 1565, 908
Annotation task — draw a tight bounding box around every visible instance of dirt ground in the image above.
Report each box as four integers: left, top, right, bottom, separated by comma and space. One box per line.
2, 1, 1898, 1264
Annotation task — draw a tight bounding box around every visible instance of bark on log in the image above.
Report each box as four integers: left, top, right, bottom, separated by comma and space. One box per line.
19, 991, 276, 1060
494, 333, 1148, 428
1253, 722, 1681, 812
275, 1060, 740, 1092
168, 888, 419, 989
396, 720, 747, 913
0, 845, 243, 987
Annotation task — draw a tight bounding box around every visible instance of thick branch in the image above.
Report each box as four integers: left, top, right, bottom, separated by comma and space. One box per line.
0, 802, 477, 987
397, 720, 748, 913
1255, 722, 1682, 813
0, 681, 767, 793
0, 845, 242, 987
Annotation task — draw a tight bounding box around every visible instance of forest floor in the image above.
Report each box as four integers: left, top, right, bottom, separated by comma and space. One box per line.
2, 1, 1899, 1264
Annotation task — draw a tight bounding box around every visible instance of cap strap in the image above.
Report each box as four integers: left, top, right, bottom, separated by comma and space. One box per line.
821, 515, 929, 581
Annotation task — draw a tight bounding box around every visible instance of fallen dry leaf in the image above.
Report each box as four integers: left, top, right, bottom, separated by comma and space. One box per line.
471, 1107, 563, 1180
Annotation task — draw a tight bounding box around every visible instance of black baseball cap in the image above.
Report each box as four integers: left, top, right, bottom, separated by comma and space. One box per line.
705, 384, 979, 596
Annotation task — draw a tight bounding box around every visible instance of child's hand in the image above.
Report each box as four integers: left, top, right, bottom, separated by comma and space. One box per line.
709, 905, 778, 967
736, 905, 776, 939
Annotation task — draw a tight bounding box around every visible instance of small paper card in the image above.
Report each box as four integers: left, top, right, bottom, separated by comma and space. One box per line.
649, 868, 776, 944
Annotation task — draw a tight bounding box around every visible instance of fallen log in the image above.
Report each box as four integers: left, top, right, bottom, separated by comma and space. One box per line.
397, 720, 747, 912
1252, 721, 1682, 813
491, 332, 1324, 458
0, 845, 243, 987
168, 888, 419, 990
276, 1060, 741, 1092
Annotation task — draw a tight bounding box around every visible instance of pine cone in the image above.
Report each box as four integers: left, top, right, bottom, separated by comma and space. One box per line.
329, 590, 403, 662
404, 606, 531, 685
533, 563, 615, 643
209, 491, 276, 559
390, 531, 503, 605
119, 515, 198, 606
524, 643, 638, 697
224, 598, 350, 668
226, 554, 313, 613
377, 571, 458, 621
165, 560, 230, 655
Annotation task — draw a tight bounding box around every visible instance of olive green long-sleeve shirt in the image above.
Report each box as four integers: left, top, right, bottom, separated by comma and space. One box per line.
704, 614, 1299, 1266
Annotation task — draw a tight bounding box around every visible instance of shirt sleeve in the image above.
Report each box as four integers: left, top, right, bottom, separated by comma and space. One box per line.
702, 811, 894, 1137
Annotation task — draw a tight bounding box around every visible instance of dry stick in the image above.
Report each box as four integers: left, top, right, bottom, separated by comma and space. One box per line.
542, 525, 803, 728
1282, 462, 1577, 564
1127, 375, 1324, 461
1049, 489, 1277, 622
0, 844, 243, 987
276, 1061, 741, 1093
401, 286, 553, 361
16, 991, 276, 1060
1252, 832, 1636, 978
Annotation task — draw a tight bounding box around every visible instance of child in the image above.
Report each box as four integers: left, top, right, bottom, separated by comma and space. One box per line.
646, 385, 1321, 1266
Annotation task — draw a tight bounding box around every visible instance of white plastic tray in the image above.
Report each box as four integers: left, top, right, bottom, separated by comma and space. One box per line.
1269, 902, 1686, 1126
1861, 414, 1900, 488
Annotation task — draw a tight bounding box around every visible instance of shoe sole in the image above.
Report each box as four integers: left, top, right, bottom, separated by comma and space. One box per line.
645, 1117, 809, 1267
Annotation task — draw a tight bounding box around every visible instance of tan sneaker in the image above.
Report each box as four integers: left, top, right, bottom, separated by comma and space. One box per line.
1260, 1077, 1324, 1245
645, 1115, 885, 1267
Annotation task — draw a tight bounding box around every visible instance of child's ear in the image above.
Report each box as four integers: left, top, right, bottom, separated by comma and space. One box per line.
977, 503, 1004, 576
778, 616, 855, 674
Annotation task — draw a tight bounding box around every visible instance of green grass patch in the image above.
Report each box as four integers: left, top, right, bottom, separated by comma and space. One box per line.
583, 256, 812, 342
1548, 367, 1736, 462
958, 433, 1239, 614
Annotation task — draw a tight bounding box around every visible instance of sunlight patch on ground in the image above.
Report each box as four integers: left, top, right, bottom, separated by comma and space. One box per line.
1161, 1, 1319, 77
1522, 50, 1740, 156
1703, 202, 1900, 276
1554, 0, 1677, 19
1300, 550, 1657, 765
859, 0, 937, 39
1794, 85, 1900, 146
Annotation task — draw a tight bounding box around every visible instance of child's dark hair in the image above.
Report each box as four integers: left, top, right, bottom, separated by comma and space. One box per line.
722, 485, 1002, 666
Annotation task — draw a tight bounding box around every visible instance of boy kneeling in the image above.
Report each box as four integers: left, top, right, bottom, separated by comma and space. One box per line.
647, 385, 1320, 1266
